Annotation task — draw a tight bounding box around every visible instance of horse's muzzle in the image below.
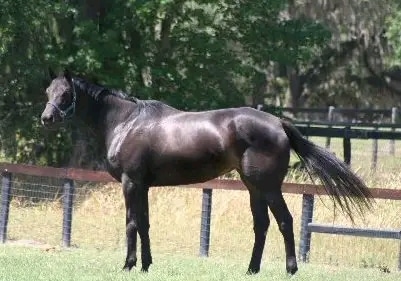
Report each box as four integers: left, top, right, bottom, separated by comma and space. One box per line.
41, 103, 62, 127
41, 113, 55, 126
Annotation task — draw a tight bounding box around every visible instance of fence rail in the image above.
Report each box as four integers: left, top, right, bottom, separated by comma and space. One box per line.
307, 223, 401, 240
260, 105, 397, 117
2, 162, 401, 199
1, 162, 401, 269
296, 125, 401, 139
293, 121, 401, 129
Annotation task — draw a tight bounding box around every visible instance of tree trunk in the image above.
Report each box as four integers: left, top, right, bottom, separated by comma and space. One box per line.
83, 0, 107, 32
286, 66, 303, 108
251, 71, 268, 107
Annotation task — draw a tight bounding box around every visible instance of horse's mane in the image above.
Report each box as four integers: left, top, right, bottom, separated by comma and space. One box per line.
74, 77, 179, 117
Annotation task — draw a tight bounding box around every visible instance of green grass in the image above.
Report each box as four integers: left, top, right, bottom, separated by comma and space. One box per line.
1, 245, 400, 281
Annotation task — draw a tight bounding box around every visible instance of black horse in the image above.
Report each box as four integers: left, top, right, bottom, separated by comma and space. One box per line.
41, 70, 372, 275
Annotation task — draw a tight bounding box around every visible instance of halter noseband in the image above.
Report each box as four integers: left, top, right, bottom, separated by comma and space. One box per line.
47, 78, 77, 120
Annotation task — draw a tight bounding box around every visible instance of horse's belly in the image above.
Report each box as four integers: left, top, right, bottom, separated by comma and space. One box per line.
150, 157, 234, 186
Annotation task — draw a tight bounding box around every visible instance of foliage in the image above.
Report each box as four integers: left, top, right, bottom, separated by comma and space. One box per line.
1, 0, 401, 166
386, 5, 401, 66
279, 0, 397, 108
7, 1, 400, 166
0, 0, 330, 166
2, 0, 401, 166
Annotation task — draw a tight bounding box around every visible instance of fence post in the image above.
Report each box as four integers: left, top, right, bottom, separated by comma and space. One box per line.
199, 188, 212, 257
62, 178, 75, 247
0, 171, 12, 244
299, 194, 314, 262
390, 107, 398, 156
343, 126, 351, 165
306, 123, 310, 140
399, 237, 401, 271
325, 106, 335, 149
371, 124, 378, 171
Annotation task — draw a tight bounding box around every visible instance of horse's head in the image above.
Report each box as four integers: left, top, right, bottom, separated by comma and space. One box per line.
41, 69, 77, 127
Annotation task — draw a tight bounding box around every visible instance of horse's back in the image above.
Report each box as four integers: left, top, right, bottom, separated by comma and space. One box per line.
153, 106, 283, 155
149, 105, 289, 161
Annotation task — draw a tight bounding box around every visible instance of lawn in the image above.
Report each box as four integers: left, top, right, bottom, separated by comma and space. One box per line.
0, 245, 400, 281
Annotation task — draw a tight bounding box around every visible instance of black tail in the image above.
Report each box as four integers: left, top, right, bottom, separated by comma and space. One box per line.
281, 120, 373, 219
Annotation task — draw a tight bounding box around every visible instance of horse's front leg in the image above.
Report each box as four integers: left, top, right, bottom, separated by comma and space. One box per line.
121, 174, 152, 272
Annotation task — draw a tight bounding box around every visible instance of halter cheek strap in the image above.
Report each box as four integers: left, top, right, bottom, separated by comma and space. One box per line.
47, 78, 77, 120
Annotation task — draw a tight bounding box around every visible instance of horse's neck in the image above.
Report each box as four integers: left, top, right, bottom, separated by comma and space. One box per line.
77, 92, 134, 146
106, 96, 134, 120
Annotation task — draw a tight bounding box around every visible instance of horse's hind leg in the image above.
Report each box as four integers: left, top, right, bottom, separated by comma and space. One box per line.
242, 183, 297, 275
246, 190, 270, 274
239, 144, 297, 275
122, 174, 138, 271
266, 191, 298, 275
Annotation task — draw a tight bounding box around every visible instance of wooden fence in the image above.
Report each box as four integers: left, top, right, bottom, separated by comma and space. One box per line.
1, 162, 401, 269
255, 105, 401, 169
296, 124, 401, 168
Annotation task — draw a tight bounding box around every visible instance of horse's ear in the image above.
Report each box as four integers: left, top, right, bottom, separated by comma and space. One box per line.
63, 68, 72, 82
48, 67, 56, 80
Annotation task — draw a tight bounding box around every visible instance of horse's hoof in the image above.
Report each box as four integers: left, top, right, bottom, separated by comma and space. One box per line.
287, 266, 298, 276
140, 262, 152, 273
140, 256, 152, 273
246, 267, 260, 275
286, 257, 298, 275
122, 259, 137, 272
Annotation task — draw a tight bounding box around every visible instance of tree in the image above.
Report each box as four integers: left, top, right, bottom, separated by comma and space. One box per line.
280, 0, 396, 108
0, 0, 330, 166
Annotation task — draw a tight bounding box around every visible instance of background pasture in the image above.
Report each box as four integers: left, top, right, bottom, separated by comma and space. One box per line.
1, 137, 401, 279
